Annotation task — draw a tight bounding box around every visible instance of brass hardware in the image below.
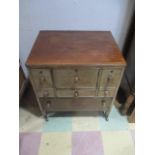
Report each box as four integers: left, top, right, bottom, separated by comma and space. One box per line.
74, 90, 79, 98
107, 70, 113, 81
101, 99, 106, 114
47, 103, 51, 108
101, 99, 105, 106
43, 90, 49, 97
39, 71, 43, 74
75, 69, 78, 72
39, 76, 46, 86
104, 90, 109, 96
45, 100, 51, 116
46, 103, 51, 108
110, 70, 114, 73
74, 75, 80, 82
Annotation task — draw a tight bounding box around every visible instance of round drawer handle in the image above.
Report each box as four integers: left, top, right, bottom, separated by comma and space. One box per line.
110, 70, 114, 73
74, 90, 79, 98
104, 90, 109, 96
47, 103, 51, 108
39, 71, 43, 74
43, 90, 49, 97
46, 100, 51, 108
75, 69, 78, 72
101, 100, 105, 106
74, 75, 80, 82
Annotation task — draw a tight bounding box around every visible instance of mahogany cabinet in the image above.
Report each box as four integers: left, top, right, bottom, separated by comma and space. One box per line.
26, 31, 126, 120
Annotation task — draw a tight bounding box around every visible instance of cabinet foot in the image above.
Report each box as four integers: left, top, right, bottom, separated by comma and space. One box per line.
105, 116, 109, 121
44, 112, 56, 121
44, 115, 48, 121
44, 111, 48, 121
103, 112, 109, 121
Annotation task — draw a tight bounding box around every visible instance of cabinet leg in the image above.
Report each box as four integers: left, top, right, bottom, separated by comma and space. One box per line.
105, 116, 109, 121
45, 115, 48, 121
104, 112, 109, 121
44, 111, 48, 121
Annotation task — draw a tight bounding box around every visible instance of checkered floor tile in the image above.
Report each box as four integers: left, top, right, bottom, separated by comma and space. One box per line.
72, 131, 104, 155
99, 107, 129, 131
38, 132, 72, 155
19, 133, 41, 155
43, 116, 72, 132
19, 106, 135, 155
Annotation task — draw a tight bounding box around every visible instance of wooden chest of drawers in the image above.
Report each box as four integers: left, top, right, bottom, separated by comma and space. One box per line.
26, 31, 126, 121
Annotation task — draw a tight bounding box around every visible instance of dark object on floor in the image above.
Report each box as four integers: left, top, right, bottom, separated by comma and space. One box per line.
117, 11, 135, 123
120, 93, 134, 115
128, 106, 135, 123
117, 87, 127, 105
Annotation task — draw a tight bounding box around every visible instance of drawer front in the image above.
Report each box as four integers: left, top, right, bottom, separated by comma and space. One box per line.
53, 69, 98, 88
98, 88, 115, 97
100, 68, 122, 88
40, 98, 112, 111
56, 89, 96, 97
30, 69, 53, 90
37, 88, 55, 97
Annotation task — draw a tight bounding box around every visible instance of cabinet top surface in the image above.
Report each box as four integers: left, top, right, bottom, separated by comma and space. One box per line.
26, 31, 126, 67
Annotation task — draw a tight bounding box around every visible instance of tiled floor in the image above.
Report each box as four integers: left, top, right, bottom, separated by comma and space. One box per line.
19, 105, 135, 155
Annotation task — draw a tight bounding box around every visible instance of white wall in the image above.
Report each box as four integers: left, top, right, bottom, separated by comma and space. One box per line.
19, 0, 134, 76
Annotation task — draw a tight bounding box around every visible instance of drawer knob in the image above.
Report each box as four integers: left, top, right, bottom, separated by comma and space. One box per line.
74, 75, 80, 82
74, 90, 79, 98
47, 103, 50, 108
75, 69, 78, 72
104, 90, 109, 96
39, 71, 43, 74
43, 90, 49, 97
110, 70, 114, 73
101, 100, 105, 106
46, 100, 51, 108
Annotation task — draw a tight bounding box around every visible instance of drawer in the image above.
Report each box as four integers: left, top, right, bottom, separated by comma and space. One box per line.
30, 69, 53, 90
56, 89, 96, 97
98, 88, 115, 97
37, 88, 55, 97
100, 68, 122, 88
40, 98, 112, 112
53, 68, 98, 88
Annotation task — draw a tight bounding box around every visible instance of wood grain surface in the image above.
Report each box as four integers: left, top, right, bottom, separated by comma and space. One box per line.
26, 31, 126, 67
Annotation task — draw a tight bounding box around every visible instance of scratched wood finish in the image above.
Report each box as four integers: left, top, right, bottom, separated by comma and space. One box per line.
26, 31, 126, 67
37, 88, 55, 98
30, 69, 53, 90
53, 68, 98, 88
99, 68, 122, 88
56, 88, 96, 97
26, 31, 126, 120
98, 87, 115, 97
40, 98, 112, 111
